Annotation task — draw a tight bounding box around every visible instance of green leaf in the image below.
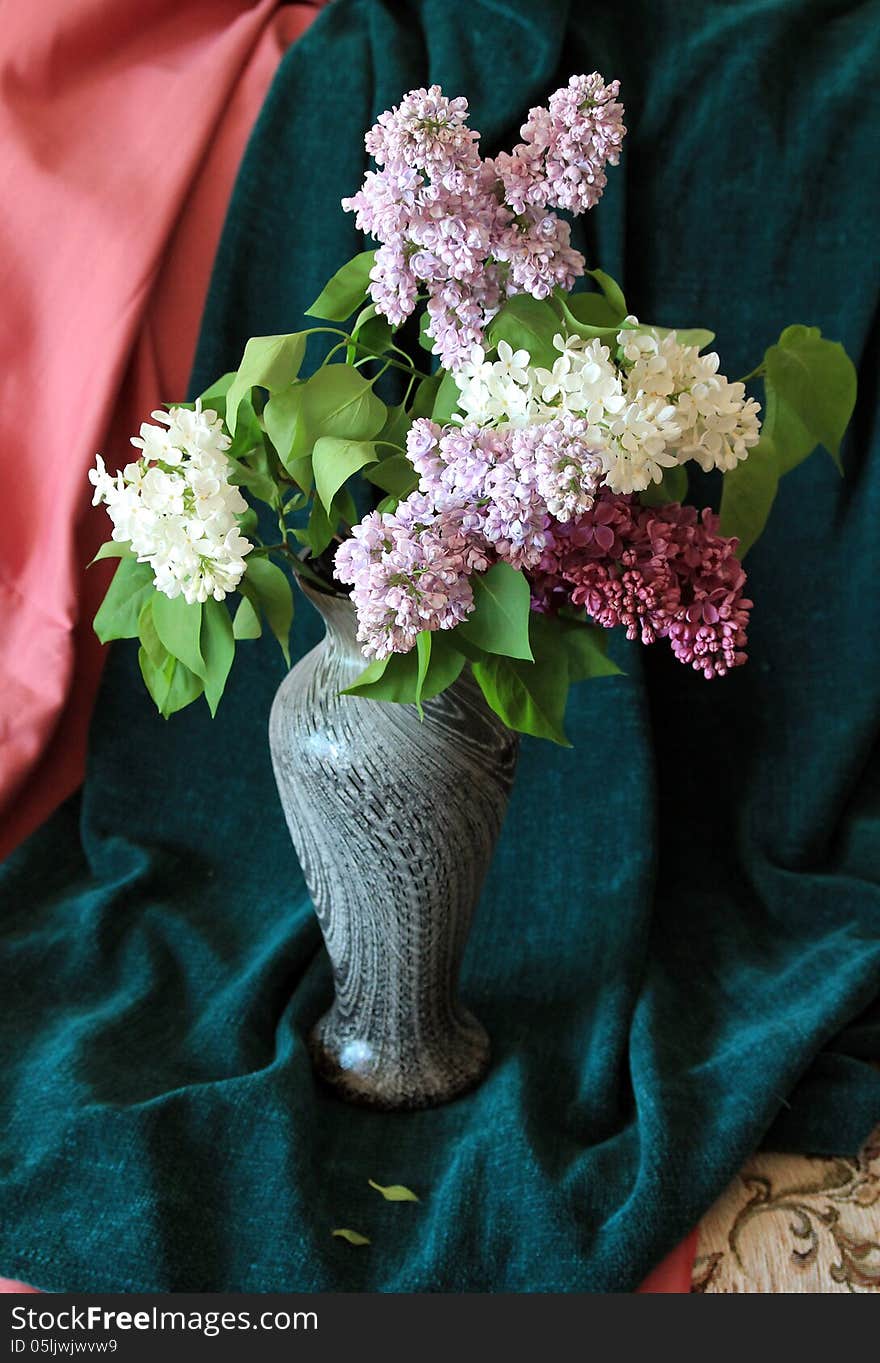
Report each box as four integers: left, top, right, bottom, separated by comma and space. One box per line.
197, 372, 236, 404
226, 458, 278, 507
226, 333, 307, 435
137, 602, 204, 717
718, 323, 856, 556
649, 325, 715, 351
487, 295, 561, 369
554, 619, 621, 681
263, 386, 304, 471
410, 373, 441, 419
430, 369, 461, 424
362, 454, 419, 498
585, 267, 628, 318
90, 540, 134, 565
471, 651, 571, 747
232, 595, 262, 640
368, 1180, 419, 1203
343, 632, 465, 703
313, 436, 378, 510
639, 463, 688, 508
718, 434, 779, 556
199, 599, 235, 717
764, 326, 856, 473
457, 563, 533, 661
138, 648, 204, 718
305, 250, 376, 321
93, 556, 156, 644
137, 598, 165, 669
418, 310, 436, 352
303, 365, 386, 447
151, 593, 205, 678
414, 632, 431, 718
377, 402, 411, 450
331, 1229, 370, 1247
241, 557, 294, 665
351, 302, 394, 354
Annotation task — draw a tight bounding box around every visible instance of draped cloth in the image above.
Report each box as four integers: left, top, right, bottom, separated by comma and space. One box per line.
0, 0, 319, 860
1, 0, 878, 1293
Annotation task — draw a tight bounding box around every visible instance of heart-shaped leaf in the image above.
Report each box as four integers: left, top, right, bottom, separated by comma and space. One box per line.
306, 250, 376, 321
457, 562, 534, 661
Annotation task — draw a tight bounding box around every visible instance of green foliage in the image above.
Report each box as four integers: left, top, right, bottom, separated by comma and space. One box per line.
649, 325, 715, 350
240, 556, 294, 665
470, 611, 619, 746
764, 325, 856, 473
457, 562, 534, 661
225, 333, 307, 435
151, 593, 205, 678
720, 324, 857, 554
343, 631, 466, 705
430, 369, 461, 423
553, 269, 629, 339
365, 452, 422, 501
93, 557, 156, 643
313, 437, 378, 511
331, 1229, 370, 1246
368, 1180, 419, 1203
471, 650, 571, 746
295, 486, 357, 558
200, 599, 235, 717
487, 295, 561, 369
267, 366, 386, 486
718, 436, 779, 556
351, 302, 394, 355
232, 595, 262, 641
137, 600, 204, 718
362, 454, 419, 499
305, 250, 376, 321
410, 373, 441, 418
90, 540, 133, 565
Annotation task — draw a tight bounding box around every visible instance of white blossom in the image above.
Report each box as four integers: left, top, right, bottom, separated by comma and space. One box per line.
89, 400, 253, 605
450, 322, 761, 493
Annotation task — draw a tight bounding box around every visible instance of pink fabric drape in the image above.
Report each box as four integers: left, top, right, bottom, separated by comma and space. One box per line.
0, 0, 318, 860
0, 0, 696, 1295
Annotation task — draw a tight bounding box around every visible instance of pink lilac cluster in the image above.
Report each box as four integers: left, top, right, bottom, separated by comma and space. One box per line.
406, 415, 605, 568
532, 495, 752, 678
336, 414, 607, 657
494, 73, 626, 215
342, 78, 625, 369
334, 492, 490, 659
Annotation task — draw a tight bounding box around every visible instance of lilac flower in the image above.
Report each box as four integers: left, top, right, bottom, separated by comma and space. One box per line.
495, 73, 626, 215
342, 74, 625, 368
364, 86, 481, 183
533, 495, 751, 676
334, 493, 489, 660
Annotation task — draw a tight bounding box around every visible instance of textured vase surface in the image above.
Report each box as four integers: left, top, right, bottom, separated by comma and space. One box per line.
269, 581, 519, 1110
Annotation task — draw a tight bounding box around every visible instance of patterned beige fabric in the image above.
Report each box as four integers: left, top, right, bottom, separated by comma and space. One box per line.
692, 1126, 880, 1292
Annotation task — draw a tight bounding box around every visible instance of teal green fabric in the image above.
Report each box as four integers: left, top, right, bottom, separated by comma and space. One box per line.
2, 0, 879, 1293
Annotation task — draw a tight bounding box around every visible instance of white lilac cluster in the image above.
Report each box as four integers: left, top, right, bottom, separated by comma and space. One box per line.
342, 78, 625, 369
89, 402, 253, 605
454, 327, 762, 490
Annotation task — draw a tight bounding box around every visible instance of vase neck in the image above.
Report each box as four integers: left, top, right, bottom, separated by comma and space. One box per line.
298, 578, 362, 661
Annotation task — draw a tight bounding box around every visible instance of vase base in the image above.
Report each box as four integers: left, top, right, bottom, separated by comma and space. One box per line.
308, 1011, 490, 1111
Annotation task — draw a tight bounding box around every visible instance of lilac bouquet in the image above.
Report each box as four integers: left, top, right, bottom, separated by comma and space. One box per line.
90, 76, 856, 743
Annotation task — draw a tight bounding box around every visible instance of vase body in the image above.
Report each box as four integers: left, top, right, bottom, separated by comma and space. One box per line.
269, 581, 518, 1110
